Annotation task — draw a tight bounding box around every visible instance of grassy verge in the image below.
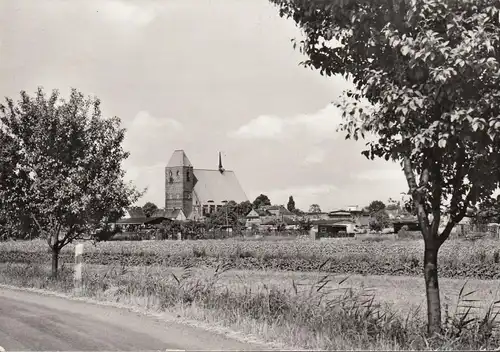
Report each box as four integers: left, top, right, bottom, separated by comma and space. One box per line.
0, 262, 499, 350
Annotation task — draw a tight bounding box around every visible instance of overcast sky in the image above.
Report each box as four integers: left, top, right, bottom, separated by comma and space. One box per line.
0, 0, 409, 211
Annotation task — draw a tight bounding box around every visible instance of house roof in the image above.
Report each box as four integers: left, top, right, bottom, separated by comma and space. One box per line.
328, 210, 352, 216
116, 217, 165, 225
312, 219, 355, 225
192, 169, 248, 205
126, 207, 145, 218
167, 150, 192, 168
151, 209, 183, 219
246, 209, 260, 218
261, 205, 294, 215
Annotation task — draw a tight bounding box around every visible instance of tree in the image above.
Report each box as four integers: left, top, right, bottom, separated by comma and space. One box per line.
367, 200, 386, 214
473, 195, 500, 225
298, 217, 312, 233
270, 0, 500, 335
209, 200, 239, 227
236, 200, 253, 217
0, 88, 142, 277
369, 210, 390, 231
252, 194, 271, 209
309, 204, 321, 213
142, 202, 158, 218
287, 195, 296, 212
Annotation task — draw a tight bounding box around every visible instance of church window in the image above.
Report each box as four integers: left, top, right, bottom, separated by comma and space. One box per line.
176, 170, 180, 177
186, 170, 190, 181
209, 205, 215, 214
176, 194, 180, 199
203, 205, 209, 216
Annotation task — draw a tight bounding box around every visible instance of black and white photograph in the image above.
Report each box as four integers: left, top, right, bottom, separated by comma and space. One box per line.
1, 0, 500, 350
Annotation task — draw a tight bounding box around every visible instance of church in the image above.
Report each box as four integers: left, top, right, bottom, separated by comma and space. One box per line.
164, 150, 248, 220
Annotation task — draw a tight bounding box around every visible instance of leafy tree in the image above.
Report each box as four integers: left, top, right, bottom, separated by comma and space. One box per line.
270, 0, 500, 335
473, 195, 500, 225
369, 210, 390, 231
0, 88, 142, 277
298, 217, 312, 233
209, 201, 239, 227
252, 194, 271, 209
287, 195, 296, 212
367, 200, 386, 214
309, 204, 321, 213
142, 202, 158, 217
236, 200, 253, 217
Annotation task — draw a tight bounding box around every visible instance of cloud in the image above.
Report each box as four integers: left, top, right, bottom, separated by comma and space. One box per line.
128, 110, 183, 131
304, 147, 326, 164
123, 110, 184, 165
354, 167, 405, 182
229, 104, 343, 141
96, 0, 156, 27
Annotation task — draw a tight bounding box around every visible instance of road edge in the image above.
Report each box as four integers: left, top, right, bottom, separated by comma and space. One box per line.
0, 283, 285, 350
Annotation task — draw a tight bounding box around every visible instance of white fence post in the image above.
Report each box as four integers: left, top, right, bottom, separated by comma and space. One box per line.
74, 243, 84, 295
177, 232, 182, 241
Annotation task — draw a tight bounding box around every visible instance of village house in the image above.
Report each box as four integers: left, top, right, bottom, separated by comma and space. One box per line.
245, 205, 297, 229
115, 207, 174, 230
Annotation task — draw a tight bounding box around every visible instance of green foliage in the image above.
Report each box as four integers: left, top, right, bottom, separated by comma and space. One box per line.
142, 202, 158, 218
368, 200, 386, 214
287, 195, 296, 212
0, 87, 142, 274
252, 194, 271, 209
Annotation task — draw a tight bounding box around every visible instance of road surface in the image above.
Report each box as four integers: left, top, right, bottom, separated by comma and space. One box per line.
0, 287, 265, 351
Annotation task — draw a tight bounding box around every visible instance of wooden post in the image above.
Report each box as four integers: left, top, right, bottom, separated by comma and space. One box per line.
74, 243, 84, 295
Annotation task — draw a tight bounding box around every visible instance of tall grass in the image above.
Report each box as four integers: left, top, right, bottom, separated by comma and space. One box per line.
0, 262, 499, 350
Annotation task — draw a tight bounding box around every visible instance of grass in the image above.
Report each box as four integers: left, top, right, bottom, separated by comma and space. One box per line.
1, 262, 500, 350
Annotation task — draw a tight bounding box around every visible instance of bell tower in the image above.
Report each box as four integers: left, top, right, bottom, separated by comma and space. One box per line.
165, 150, 195, 216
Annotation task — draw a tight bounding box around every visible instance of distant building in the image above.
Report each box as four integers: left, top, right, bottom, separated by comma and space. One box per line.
165, 150, 248, 220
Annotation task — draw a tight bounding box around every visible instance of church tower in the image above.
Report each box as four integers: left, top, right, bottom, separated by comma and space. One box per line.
165, 150, 195, 216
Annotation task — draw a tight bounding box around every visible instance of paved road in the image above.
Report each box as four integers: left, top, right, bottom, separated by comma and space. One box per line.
0, 287, 264, 351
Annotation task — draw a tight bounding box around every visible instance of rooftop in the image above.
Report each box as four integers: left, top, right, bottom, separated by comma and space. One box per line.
167, 149, 193, 168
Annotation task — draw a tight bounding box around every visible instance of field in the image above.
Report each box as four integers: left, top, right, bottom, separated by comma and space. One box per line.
2, 237, 500, 279
1, 237, 500, 350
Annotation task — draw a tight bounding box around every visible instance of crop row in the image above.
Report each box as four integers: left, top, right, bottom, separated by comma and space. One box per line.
1, 238, 500, 279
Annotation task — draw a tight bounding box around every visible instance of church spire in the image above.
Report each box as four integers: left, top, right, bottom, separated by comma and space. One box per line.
218, 151, 225, 174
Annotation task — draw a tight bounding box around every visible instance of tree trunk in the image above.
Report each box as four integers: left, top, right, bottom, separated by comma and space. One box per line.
424, 244, 442, 335
51, 247, 60, 278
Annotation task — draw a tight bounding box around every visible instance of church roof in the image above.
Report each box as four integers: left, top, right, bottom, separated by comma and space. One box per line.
193, 169, 248, 205
167, 150, 192, 167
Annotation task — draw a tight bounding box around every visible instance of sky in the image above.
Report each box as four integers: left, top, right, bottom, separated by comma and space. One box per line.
0, 0, 409, 211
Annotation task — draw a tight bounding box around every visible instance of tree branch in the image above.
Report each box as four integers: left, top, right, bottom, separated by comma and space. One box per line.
439, 185, 477, 246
